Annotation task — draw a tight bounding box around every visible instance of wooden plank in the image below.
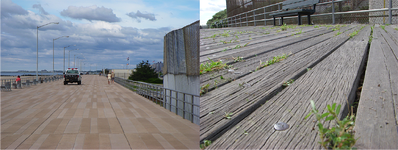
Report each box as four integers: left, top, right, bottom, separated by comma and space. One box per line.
354, 27, 398, 149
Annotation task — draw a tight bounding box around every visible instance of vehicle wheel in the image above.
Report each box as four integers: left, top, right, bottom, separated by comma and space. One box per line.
78, 81, 81, 85
64, 82, 67, 85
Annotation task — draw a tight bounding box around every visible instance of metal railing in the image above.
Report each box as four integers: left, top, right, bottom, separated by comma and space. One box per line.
115, 77, 200, 125
212, 0, 397, 27
1, 75, 63, 91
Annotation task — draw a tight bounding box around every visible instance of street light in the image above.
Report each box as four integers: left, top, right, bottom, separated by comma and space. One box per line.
37, 22, 59, 81
63, 45, 75, 73
53, 36, 69, 76
68, 48, 79, 68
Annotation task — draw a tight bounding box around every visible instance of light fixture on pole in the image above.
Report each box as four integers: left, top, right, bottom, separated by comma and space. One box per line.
37, 22, 59, 81
68, 48, 79, 68
63, 45, 75, 73
53, 36, 69, 76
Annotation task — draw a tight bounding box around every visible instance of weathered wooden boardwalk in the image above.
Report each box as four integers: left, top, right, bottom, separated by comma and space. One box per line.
199, 24, 398, 149
200, 24, 361, 142
1, 75, 199, 149
354, 25, 398, 149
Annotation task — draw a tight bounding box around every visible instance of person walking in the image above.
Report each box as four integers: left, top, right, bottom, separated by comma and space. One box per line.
111, 71, 115, 84
108, 72, 111, 84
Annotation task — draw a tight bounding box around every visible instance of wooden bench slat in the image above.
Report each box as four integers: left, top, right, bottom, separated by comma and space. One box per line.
208, 26, 370, 149
354, 27, 398, 149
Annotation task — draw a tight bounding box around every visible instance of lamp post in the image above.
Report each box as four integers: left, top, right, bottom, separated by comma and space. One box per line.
53, 36, 69, 76
37, 22, 59, 81
63, 45, 75, 73
74, 54, 76, 68
68, 48, 79, 68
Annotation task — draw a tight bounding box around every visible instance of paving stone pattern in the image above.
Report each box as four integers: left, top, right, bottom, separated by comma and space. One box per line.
1, 75, 199, 149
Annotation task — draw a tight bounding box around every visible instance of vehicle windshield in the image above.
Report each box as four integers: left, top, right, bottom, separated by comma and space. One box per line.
66, 70, 79, 74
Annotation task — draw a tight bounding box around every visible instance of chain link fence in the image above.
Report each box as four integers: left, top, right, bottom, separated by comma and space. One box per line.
214, 0, 397, 27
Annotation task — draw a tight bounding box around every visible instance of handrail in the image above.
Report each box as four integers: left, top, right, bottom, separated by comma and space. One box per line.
210, 0, 396, 28
114, 77, 200, 125
1, 75, 63, 90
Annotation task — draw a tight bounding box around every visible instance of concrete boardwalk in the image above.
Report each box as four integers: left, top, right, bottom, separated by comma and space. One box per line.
1, 75, 199, 149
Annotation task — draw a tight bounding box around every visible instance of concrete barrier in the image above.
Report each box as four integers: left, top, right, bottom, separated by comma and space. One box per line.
163, 20, 200, 125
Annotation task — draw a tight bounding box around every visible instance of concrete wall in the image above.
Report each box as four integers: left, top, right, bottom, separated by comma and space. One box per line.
111, 69, 133, 79
163, 20, 200, 125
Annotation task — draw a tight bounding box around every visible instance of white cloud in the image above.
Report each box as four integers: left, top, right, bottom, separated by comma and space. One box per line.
200, 0, 226, 25
60, 5, 121, 22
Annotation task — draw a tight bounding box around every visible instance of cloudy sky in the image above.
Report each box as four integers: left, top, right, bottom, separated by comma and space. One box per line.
1, 0, 199, 71
200, 0, 226, 25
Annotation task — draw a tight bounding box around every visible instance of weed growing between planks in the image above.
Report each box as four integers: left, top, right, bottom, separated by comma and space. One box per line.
369, 25, 374, 44
282, 79, 294, 87
224, 112, 233, 119
200, 140, 212, 150
254, 53, 291, 72
200, 58, 228, 75
200, 83, 210, 96
305, 100, 357, 149
380, 25, 386, 31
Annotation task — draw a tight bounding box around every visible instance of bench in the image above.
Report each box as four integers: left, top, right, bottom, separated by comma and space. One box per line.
1, 82, 12, 91
270, 0, 319, 26
354, 26, 398, 149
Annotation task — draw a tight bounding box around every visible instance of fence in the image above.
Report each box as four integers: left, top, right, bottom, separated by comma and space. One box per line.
114, 77, 200, 125
114, 73, 131, 79
212, 0, 397, 27
1, 75, 64, 91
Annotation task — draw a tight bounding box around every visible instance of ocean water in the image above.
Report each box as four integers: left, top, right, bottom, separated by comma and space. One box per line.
1, 72, 63, 76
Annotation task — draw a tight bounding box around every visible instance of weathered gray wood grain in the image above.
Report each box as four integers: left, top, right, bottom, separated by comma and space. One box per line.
354, 27, 398, 149
207, 27, 370, 149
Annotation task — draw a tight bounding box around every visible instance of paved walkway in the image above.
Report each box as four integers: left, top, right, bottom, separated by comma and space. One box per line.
1, 75, 199, 149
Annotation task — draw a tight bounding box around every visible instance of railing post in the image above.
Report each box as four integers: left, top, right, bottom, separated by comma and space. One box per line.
183, 93, 186, 120
191, 95, 194, 123
169, 90, 172, 111
163, 89, 166, 108
264, 7, 266, 26
240, 15, 242, 27
254, 11, 256, 26
332, 0, 335, 24
246, 13, 248, 26
278, 4, 281, 25
176, 91, 178, 115
389, 0, 392, 24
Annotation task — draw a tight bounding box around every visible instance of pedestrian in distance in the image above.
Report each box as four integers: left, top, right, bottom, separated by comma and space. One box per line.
108, 73, 111, 84
16, 75, 21, 83
111, 71, 115, 84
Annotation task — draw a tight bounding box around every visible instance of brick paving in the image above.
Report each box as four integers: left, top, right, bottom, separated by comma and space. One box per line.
1, 75, 199, 149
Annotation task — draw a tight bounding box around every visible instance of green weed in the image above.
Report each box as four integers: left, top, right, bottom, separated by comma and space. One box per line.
224, 112, 233, 119
349, 30, 358, 38
369, 26, 374, 44
200, 58, 227, 75
282, 79, 294, 87
256, 53, 291, 71
234, 45, 241, 49
380, 25, 386, 32
200, 140, 212, 150
304, 100, 357, 149
200, 83, 210, 96
233, 56, 244, 62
